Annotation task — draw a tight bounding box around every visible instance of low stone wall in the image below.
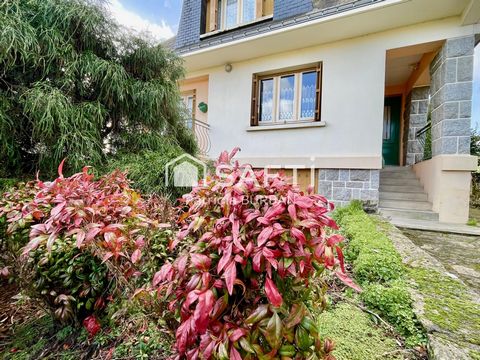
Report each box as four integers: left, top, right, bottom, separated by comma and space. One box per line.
318, 169, 379, 209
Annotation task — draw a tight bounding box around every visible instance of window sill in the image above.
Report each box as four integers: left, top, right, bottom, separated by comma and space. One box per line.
246, 121, 326, 132
200, 15, 273, 39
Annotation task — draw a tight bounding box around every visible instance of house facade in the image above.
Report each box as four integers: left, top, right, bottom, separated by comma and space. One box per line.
174, 0, 480, 224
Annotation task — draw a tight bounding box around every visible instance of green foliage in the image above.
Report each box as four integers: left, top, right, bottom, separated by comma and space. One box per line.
334, 202, 425, 346
0, 316, 54, 360
423, 110, 432, 161
0, 0, 196, 178
0, 169, 174, 324
467, 218, 478, 226
105, 143, 199, 200
0, 178, 21, 192
361, 281, 425, 346
409, 267, 480, 345
334, 201, 404, 283
317, 303, 403, 360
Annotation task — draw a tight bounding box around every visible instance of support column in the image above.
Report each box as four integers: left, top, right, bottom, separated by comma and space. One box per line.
413, 36, 477, 224
430, 36, 475, 155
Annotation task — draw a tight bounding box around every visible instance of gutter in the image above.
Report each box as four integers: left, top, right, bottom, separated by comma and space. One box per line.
177, 0, 408, 57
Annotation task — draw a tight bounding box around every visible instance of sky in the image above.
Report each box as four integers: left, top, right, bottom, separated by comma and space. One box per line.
106, 0, 182, 42
104, 0, 480, 128
473, 44, 480, 131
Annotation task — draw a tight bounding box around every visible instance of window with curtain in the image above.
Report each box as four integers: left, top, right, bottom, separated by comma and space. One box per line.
204, 0, 274, 33
251, 64, 323, 126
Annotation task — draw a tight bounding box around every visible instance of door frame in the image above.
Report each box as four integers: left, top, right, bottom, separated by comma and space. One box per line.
382, 96, 402, 166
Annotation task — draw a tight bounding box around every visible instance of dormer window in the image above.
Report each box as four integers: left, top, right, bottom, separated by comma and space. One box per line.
203, 0, 273, 34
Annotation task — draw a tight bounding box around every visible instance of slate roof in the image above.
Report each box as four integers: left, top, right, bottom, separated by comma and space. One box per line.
175, 0, 387, 55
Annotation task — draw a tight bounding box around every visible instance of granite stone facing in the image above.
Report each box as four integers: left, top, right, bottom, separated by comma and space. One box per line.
429, 36, 474, 156
318, 169, 379, 208
406, 86, 429, 165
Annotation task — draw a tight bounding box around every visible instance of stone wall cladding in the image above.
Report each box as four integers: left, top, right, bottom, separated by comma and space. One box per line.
429, 36, 474, 156
406, 86, 430, 165
318, 169, 380, 208
274, 0, 313, 20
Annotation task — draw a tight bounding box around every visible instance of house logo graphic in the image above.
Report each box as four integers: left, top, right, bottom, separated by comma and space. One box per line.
165, 154, 207, 187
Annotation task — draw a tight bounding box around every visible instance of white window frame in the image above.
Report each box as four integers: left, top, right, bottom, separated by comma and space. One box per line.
258, 69, 317, 125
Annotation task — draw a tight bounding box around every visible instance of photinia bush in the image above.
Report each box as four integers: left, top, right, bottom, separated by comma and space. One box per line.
0, 181, 41, 278
0, 162, 172, 323
153, 149, 360, 359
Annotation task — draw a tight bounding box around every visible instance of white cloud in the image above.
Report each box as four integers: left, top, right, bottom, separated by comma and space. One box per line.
107, 0, 174, 42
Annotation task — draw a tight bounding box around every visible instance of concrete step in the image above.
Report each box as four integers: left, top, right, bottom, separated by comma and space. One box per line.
380, 191, 429, 201
380, 199, 432, 211
380, 208, 439, 221
379, 184, 425, 193
380, 178, 422, 186
380, 171, 418, 180
381, 166, 413, 173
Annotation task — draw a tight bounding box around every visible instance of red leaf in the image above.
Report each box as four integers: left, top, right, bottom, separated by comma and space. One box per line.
102, 252, 113, 263
229, 328, 247, 342
265, 277, 283, 307
58, 158, 66, 178
230, 346, 242, 360
76, 230, 86, 248
86, 227, 101, 241
257, 226, 273, 247
336, 246, 345, 273
131, 249, 141, 264
224, 261, 237, 295
335, 271, 362, 292
83, 315, 101, 338
217, 243, 232, 274
193, 290, 215, 334
290, 227, 306, 244
191, 253, 211, 271
327, 234, 344, 247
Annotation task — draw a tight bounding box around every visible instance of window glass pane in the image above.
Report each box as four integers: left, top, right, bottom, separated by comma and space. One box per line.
243, 0, 255, 23
279, 75, 295, 121
383, 106, 391, 140
259, 79, 274, 122
300, 71, 316, 119
225, 0, 238, 28
217, 0, 222, 28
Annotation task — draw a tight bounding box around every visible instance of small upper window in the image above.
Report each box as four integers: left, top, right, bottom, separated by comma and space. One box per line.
203, 0, 274, 34
251, 64, 323, 126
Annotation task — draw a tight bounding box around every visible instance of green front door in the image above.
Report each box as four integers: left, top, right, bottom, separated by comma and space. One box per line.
382, 97, 401, 166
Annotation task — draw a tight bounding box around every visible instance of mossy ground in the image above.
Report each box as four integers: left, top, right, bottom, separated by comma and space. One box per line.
408, 267, 480, 345
333, 202, 426, 347
0, 305, 174, 360
317, 303, 404, 360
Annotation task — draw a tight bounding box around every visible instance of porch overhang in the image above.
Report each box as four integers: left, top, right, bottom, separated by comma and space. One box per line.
181, 0, 474, 73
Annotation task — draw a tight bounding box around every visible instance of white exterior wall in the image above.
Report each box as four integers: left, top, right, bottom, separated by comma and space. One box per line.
207, 38, 385, 167
186, 17, 478, 168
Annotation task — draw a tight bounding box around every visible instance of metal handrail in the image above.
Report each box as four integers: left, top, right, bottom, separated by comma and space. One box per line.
416, 121, 431, 138
186, 118, 211, 156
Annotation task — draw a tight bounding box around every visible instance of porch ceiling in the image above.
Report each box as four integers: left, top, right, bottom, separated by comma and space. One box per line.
385, 41, 444, 89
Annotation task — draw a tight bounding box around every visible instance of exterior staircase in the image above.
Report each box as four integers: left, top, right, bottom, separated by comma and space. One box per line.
379, 167, 439, 221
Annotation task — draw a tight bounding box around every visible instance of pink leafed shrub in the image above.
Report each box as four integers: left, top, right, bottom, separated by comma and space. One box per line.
0, 161, 171, 323
153, 149, 360, 359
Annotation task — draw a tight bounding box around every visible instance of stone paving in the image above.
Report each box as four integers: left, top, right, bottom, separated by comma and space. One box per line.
377, 217, 480, 360
402, 229, 480, 291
